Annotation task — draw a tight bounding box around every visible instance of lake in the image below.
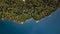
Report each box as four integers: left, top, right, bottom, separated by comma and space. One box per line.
0, 8, 60, 34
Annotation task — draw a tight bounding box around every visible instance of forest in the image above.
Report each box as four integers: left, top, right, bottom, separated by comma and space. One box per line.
0, 0, 60, 23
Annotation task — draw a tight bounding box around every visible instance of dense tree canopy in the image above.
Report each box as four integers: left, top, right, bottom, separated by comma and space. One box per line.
0, 0, 60, 24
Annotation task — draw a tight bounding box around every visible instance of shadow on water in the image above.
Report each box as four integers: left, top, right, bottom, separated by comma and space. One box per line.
0, 8, 60, 34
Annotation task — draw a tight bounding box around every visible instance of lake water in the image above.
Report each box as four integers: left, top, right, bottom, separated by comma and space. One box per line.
0, 8, 60, 34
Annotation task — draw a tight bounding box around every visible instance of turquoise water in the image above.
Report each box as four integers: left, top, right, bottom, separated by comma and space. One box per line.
0, 8, 60, 34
